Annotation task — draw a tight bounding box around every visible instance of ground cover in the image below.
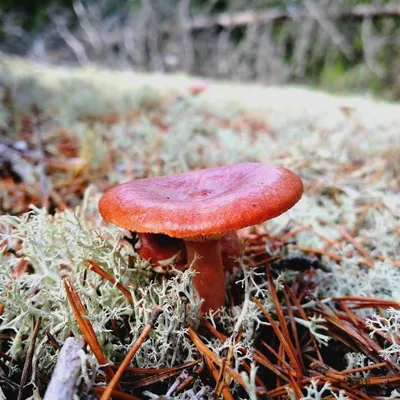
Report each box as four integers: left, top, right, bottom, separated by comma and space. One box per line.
0, 56, 399, 399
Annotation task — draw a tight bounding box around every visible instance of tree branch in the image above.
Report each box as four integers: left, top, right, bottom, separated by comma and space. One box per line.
185, 3, 400, 31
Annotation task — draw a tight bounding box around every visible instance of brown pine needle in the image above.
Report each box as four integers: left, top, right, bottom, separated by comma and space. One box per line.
64, 276, 97, 339
284, 285, 323, 362
204, 356, 233, 400
268, 376, 319, 397
318, 306, 399, 374
331, 295, 400, 309
17, 317, 41, 400
340, 362, 387, 375
311, 360, 400, 388
331, 295, 398, 303
279, 227, 307, 241
265, 265, 303, 378
277, 343, 284, 388
64, 277, 117, 385
45, 330, 60, 350
268, 375, 371, 400
333, 383, 373, 400
354, 374, 400, 386
176, 365, 204, 393
111, 359, 201, 376
260, 341, 295, 378
252, 296, 302, 379
301, 224, 338, 246
85, 260, 133, 303
282, 289, 306, 373
257, 353, 290, 386
352, 302, 400, 309
339, 301, 360, 327
187, 327, 247, 389
377, 255, 400, 268
287, 370, 303, 399
128, 360, 202, 389
100, 306, 163, 400
339, 227, 374, 268
201, 319, 270, 392
289, 245, 342, 262
91, 387, 141, 400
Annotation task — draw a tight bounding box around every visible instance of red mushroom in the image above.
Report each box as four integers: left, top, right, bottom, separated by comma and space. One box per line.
220, 231, 242, 274
188, 80, 209, 95
99, 163, 303, 312
136, 233, 186, 272
136, 231, 241, 274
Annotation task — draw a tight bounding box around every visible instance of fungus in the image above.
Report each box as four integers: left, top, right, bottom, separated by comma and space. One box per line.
136, 233, 186, 272
220, 231, 242, 274
135, 231, 241, 274
99, 163, 303, 312
188, 80, 209, 95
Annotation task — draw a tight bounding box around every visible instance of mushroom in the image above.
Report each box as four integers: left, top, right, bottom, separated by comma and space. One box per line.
136, 233, 186, 272
135, 231, 241, 274
220, 231, 242, 274
99, 162, 303, 312
188, 80, 209, 95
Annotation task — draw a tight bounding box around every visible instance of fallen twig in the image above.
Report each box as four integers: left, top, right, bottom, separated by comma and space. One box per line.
44, 337, 85, 400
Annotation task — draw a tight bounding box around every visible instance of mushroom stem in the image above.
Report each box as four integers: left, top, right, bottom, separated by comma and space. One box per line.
184, 239, 225, 313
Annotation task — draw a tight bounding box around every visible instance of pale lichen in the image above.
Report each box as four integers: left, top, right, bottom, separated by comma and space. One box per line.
0, 207, 201, 391
301, 380, 349, 400
366, 308, 400, 364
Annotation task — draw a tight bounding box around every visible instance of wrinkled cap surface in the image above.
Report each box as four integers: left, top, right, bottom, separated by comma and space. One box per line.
99, 163, 303, 238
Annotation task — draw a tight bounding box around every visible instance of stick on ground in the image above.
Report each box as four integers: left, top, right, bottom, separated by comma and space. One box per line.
44, 337, 85, 400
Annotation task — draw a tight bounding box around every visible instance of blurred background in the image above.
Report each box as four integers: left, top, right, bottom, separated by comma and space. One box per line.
1, 0, 399, 215
1, 0, 400, 99
1, 5, 400, 399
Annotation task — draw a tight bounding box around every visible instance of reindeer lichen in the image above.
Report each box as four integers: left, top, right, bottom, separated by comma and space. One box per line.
0, 207, 201, 391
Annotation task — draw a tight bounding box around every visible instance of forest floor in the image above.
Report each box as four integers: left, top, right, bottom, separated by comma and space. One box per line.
0, 56, 399, 399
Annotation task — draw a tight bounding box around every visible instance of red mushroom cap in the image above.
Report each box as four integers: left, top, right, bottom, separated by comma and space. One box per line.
188, 80, 210, 95
99, 163, 303, 238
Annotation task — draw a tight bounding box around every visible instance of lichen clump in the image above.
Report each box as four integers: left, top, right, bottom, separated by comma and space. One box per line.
0, 207, 201, 392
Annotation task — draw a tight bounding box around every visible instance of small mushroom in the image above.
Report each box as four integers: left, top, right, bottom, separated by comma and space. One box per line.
99, 163, 303, 312
188, 80, 209, 95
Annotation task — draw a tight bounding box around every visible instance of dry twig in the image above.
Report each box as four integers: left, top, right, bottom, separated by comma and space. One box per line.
44, 337, 85, 400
